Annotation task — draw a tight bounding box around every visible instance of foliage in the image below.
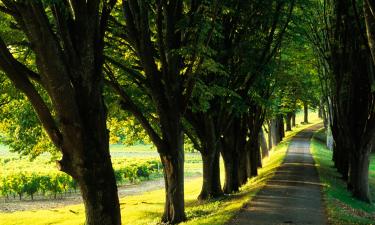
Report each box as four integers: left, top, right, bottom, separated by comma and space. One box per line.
0, 157, 161, 200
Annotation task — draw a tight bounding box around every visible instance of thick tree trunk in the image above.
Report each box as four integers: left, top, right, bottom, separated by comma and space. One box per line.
334, 141, 349, 181
238, 148, 249, 186
348, 147, 371, 202
249, 138, 259, 176
285, 113, 292, 131
291, 113, 296, 127
318, 106, 323, 118
160, 130, 186, 224
58, 96, 122, 225
221, 125, 240, 194
259, 129, 269, 158
267, 121, 273, 149
304, 102, 309, 123
221, 151, 240, 194
277, 115, 285, 139
199, 150, 223, 200
270, 118, 281, 146
77, 160, 121, 225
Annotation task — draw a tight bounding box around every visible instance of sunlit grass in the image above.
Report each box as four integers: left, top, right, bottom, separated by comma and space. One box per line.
0, 120, 322, 225
311, 129, 375, 225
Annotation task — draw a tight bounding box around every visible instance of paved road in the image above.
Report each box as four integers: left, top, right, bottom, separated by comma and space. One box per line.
228, 124, 327, 225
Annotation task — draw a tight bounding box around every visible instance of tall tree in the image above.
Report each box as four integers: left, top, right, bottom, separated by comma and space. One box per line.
105, 1, 217, 223
0, 1, 120, 224
307, 0, 374, 202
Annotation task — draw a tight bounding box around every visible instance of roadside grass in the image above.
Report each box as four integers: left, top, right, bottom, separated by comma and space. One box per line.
311, 129, 375, 225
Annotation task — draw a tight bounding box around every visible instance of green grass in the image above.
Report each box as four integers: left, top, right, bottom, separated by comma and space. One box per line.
311, 129, 375, 225
0, 121, 322, 225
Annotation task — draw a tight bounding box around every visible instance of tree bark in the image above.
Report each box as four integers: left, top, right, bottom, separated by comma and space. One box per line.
364, 0, 375, 66
199, 150, 223, 200
221, 150, 240, 194
267, 121, 273, 149
285, 112, 293, 131
238, 147, 249, 186
158, 128, 186, 224
270, 118, 281, 146
303, 102, 309, 123
221, 121, 240, 194
249, 138, 260, 176
277, 115, 285, 139
259, 129, 269, 158
77, 157, 121, 225
291, 113, 296, 127
184, 112, 224, 200
160, 131, 186, 223
348, 144, 372, 202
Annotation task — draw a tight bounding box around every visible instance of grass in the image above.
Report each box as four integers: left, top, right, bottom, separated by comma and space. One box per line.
311, 129, 375, 225
0, 120, 322, 225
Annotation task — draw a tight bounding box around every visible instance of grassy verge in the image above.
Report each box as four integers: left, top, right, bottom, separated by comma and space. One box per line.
0, 122, 319, 225
311, 129, 375, 225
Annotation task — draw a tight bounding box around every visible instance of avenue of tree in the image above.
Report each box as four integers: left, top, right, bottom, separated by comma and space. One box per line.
0, 0, 374, 224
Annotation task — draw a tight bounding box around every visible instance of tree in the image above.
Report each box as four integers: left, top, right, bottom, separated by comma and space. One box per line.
0, 1, 121, 224
306, 0, 374, 202
104, 1, 217, 223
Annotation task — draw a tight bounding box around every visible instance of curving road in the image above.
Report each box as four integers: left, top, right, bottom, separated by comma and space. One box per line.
228, 123, 327, 225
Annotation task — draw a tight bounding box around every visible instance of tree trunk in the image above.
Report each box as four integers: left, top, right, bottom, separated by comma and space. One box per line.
198, 150, 223, 200
221, 150, 240, 194
249, 138, 259, 176
270, 118, 281, 146
291, 113, 296, 127
238, 148, 249, 186
285, 113, 292, 131
267, 121, 273, 149
259, 129, 269, 158
160, 131, 186, 224
335, 143, 349, 181
56, 98, 122, 225
277, 115, 285, 139
304, 102, 309, 123
221, 126, 240, 194
348, 147, 371, 202
184, 112, 223, 200
318, 106, 323, 118
77, 160, 121, 225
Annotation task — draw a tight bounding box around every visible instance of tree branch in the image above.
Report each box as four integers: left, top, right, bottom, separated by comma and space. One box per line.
104, 67, 164, 150
0, 37, 63, 149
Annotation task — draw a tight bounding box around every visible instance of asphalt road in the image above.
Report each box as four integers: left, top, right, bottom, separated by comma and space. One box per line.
228, 124, 327, 225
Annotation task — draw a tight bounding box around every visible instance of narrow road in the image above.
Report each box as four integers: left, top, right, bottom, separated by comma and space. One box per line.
228, 124, 327, 225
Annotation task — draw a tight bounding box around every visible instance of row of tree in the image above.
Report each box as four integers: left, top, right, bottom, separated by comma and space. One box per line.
305, 0, 375, 203
0, 1, 321, 225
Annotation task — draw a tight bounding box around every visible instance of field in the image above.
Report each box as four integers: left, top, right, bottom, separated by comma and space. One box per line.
311, 129, 375, 225
0, 142, 203, 205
